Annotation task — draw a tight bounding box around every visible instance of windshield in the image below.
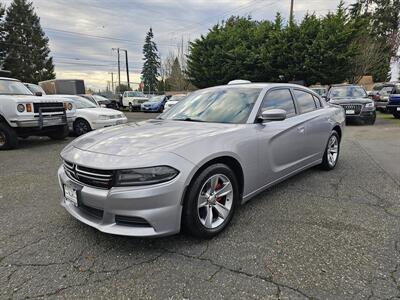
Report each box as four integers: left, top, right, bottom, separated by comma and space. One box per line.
148, 95, 164, 102
329, 86, 367, 99
0, 80, 33, 95
159, 87, 261, 124
93, 95, 109, 102
68, 96, 97, 109
25, 83, 46, 95
125, 91, 145, 97
379, 86, 394, 95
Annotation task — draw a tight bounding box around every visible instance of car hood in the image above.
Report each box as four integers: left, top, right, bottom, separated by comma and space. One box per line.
0, 94, 64, 103
78, 107, 122, 115
330, 97, 372, 105
142, 101, 159, 105
67, 119, 241, 157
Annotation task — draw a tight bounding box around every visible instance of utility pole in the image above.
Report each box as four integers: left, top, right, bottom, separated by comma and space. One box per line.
112, 48, 121, 92
289, 0, 294, 25
121, 49, 130, 89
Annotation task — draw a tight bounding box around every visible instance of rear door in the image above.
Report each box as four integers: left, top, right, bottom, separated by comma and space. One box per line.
292, 89, 330, 162
257, 88, 308, 184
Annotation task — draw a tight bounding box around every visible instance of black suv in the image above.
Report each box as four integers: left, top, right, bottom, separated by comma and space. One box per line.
327, 84, 376, 125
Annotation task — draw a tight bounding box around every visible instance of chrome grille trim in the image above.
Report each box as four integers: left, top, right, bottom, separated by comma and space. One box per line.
340, 104, 363, 115
63, 161, 114, 189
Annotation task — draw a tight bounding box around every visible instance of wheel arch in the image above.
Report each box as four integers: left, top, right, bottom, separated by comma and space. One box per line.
74, 116, 93, 129
332, 124, 342, 141
183, 155, 245, 204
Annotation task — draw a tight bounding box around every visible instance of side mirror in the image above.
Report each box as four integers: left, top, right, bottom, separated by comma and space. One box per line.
35, 91, 42, 96
259, 109, 287, 121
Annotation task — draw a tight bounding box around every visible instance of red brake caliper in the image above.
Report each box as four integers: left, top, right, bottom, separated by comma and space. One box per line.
215, 181, 223, 203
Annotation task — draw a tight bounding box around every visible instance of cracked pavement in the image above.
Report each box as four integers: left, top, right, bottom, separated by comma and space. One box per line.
1, 112, 400, 299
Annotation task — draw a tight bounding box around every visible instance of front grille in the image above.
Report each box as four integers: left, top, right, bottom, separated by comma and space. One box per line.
115, 215, 151, 227
64, 161, 114, 189
341, 104, 362, 115
138, 99, 147, 104
33, 102, 64, 113
79, 203, 104, 219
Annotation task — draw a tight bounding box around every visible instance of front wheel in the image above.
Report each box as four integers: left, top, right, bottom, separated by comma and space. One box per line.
320, 131, 340, 170
128, 103, 134, 112
48, 124, 69, 140
182, 163, 239, 238
365, 115, 376, 125
0, 122, 18, 150
393, 111, 400, 119
73, 119, 91, 136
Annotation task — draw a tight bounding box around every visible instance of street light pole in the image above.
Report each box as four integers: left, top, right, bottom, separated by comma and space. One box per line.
122, 49, 130, 90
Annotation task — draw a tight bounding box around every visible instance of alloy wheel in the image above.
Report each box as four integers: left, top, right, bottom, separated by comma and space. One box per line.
76, 121, 89, 135
327, 135, 339, 167
197, 174, 233, 229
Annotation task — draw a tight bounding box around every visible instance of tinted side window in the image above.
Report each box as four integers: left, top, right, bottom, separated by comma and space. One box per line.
294, 90, 317, 113
261, 89, 296, 117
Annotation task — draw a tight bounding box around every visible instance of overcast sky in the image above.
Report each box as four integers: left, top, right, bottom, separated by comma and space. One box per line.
3, 0, 355, 90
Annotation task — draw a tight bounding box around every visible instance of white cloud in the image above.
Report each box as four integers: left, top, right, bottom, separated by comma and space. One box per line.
4, 0, 356, 90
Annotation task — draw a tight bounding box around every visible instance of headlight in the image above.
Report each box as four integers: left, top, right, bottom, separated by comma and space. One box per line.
67, 103, 73, 110
365, 102, 374, 108
17, 104, 25, 112
98, 115, 111, 120
115, 166, 179, 186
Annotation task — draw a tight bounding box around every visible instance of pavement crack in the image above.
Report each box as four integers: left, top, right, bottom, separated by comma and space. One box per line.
160, 247, 314, 299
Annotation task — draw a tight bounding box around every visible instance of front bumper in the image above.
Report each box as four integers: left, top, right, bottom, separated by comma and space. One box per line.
345, 109, 376, 120
10, 116, 74, 128
58, 166, 184, 237
141, 105, 159, 112
374, 101, 388, 108
387, 105, 400, 113
91, 117, 128, 130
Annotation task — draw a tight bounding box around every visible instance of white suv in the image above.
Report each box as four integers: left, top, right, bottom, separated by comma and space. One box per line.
122, 91, 148, 111
0, 77, 75, 150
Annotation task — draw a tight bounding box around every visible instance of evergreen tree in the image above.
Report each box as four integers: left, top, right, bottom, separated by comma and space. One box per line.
2, 0, 54, 83
141, 28, 160, 93
0, 3, 5, 67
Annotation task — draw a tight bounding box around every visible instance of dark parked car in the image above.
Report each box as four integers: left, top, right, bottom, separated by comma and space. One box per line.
370, 83, 396, 113
327, 84, 376, 125
80, 94, 119, 110
387, 84, 400, 119
141, 95, 169, 112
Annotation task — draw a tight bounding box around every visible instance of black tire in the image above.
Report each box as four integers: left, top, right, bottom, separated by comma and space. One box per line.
393, 111, 400, 119
73, 119, 91, 136
182, 163, 239, 239
159, 105, 164, 113
365, 115, 376, 125
320, 131, 340, 171
48, 124, 69, 140
128, 103, 134, 112
0, 122, 18, 150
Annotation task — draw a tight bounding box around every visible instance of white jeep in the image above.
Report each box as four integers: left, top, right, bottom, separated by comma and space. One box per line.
0, 77, 75, 150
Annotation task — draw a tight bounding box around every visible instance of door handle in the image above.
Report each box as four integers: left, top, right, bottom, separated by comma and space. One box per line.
297, 126, 305, 133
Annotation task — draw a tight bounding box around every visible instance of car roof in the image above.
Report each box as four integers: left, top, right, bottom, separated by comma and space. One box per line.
210, 82, 309, 90
0, 77, 20, 82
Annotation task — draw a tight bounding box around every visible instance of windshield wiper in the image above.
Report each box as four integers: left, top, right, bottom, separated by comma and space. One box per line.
172, 117, 204, 122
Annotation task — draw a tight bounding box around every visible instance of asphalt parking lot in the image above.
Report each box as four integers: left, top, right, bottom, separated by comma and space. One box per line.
1, 112, 400, 299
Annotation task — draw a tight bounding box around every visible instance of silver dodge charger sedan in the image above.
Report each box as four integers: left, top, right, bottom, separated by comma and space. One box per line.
58, 82, 345, 238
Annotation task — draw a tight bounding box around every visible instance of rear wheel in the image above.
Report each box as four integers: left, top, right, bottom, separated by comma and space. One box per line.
0, 122, 18, 150
320, 131, 340, 170
48, 124, 69, 140
182, 163, 239, 238
73, 119, 91, 136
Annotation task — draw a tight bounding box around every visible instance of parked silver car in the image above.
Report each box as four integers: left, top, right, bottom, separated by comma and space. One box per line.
58, 83, 345, 238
